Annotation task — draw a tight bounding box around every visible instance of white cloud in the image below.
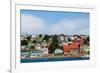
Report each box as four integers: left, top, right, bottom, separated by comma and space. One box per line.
76, 28, 89, 35
21, 14, 48, 34
49, 18, 89, 35
21, 14, 89, 35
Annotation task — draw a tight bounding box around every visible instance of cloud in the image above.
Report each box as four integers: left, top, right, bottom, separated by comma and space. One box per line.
76, 28, 89, 35
21, 14, 48, 34
49, 18, 89, 35
21, 14, 89, 35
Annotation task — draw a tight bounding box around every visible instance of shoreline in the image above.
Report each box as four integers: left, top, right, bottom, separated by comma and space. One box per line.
21, 54, 89, 60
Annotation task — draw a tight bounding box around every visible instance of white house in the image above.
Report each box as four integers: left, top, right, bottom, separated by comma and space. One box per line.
54, 49, 63, 54
21, 46, 26, 50
41, 47, 49, 55
21, 52, 29, 58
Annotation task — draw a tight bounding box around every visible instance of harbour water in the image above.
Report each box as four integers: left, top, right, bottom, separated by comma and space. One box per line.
21, 57, 89, 63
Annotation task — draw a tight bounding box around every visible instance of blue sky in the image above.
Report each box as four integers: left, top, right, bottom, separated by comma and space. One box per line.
21, 9, 90, 35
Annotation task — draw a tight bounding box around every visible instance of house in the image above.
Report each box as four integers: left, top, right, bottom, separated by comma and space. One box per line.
21, 52, 29, 58
41, 47, 49, 55
69, 43, 80, 54
63, 42, 80, 55
21, 46, 26, 50
54, 49, 63, 54
35, 44, 41, 50
32, 35, 36, 38
63, 43, 70, 53
30, 50, 44, 57
59, 35, 65, 42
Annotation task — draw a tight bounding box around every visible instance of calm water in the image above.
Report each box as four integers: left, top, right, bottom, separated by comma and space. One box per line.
21, 57, 89, 63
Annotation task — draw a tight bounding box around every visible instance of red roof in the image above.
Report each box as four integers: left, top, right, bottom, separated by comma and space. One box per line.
63, 43, 80, 52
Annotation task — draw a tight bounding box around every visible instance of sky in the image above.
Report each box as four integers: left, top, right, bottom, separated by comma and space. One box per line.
21, 9, 90, 35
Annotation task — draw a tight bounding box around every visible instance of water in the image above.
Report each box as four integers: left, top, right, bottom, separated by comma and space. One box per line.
21, 57, 89, 63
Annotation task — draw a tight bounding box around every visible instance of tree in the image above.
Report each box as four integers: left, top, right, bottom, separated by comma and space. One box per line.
67, 38, 71, 42
39, 34, 42, 38
27, 35, 31, 41
31, 46, 35, 49
42, 34, 50, 42
21, 40, 28, 46
48, 35, 60, 54
29, 46, 35, 51
84, 36, 89, 45
86, 36, 89, 42
32, 40, 36, 44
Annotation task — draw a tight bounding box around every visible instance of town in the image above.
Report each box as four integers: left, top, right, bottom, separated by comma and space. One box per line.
21, 34, 90, 60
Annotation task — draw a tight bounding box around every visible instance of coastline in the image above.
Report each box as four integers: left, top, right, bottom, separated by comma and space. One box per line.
21, 55, 89, 63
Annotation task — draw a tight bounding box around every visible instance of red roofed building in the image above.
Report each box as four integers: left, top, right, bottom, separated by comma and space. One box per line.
63, 42, 81, 54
